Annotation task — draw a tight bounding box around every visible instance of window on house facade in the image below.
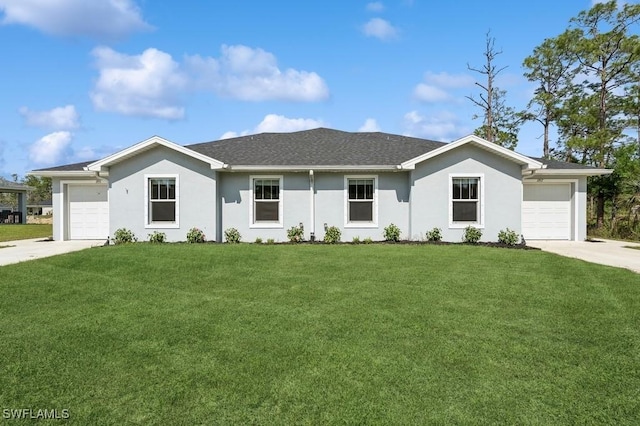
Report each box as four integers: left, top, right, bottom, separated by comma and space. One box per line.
451, 177, 480, 223
251, 176, 282, 226
345, 176, 377, 226
147, 176, 178, 226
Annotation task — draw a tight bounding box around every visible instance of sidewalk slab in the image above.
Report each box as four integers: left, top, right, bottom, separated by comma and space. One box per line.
0, 238, 104, 266
528, 239, 640, 274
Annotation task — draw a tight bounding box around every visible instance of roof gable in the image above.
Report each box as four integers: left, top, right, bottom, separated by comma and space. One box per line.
401, 134, 543, 170
86, 136, 225, 172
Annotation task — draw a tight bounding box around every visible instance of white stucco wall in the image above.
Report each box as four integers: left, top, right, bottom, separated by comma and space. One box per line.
410, 145, 523, 242
108, 146, 217, 242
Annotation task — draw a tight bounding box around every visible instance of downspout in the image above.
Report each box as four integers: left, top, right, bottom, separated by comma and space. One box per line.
309, 170, 315, 242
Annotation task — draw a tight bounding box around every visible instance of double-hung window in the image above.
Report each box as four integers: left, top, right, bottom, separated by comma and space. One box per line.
450, 175, 483, 226
345, 176, 377, 226
251, 176, 282, 227
146, 174, 179, 228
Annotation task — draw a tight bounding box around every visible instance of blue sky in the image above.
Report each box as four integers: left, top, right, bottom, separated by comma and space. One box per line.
0, 0, 619, 177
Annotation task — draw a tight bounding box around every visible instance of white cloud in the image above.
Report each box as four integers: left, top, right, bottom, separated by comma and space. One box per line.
29, 131, 72, 165
422, 71, 475, 89
366, 2, 384, 12
362, 18, 398, 41
221, 114, 325, 139
403, 110, 469, 141
186, 45, 330, 102
358, 118, 381, 132
413, 71, 475, 103
0, 0, 151, 40
255, 114, 324, 133
413, 84, 451, 102
90, 45, 329, 119
19, 105, 79, 130
90, 46, 188, 120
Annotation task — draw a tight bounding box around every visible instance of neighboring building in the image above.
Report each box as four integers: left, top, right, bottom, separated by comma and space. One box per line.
0, 177, 31, 224
30, 128, 611, 242
27, 200, 53, 216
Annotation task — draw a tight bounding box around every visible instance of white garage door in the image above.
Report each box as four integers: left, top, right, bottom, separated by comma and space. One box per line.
522, 183, 571, 240
68, 184, 109, 240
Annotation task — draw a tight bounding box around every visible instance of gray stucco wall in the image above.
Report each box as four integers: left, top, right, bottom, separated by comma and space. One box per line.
108, 146, 217, 242
218, 171, 410, 242
410, 145, 523, 242
219, 172, 310, 242
52, 178, 62, 241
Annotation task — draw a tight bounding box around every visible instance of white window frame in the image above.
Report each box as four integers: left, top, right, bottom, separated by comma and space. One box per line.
449, 173, 484, 229
145, 174, 179, 229
344, 175, 378, 228
250, 175, 283, 228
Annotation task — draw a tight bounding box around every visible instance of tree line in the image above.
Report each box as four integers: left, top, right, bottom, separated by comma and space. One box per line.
469, 0, 640, 240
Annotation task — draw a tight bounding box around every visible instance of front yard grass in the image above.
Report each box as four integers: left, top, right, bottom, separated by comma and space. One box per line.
1, 244, 639, 424
0, 223, 52, 242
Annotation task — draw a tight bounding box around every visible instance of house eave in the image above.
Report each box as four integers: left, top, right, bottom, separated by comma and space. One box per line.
28, 170, 98, 178
523, 168, 613, 178
225, 165, 402, 172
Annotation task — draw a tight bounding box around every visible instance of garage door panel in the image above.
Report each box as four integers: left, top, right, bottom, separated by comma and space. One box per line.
522, 184, 571, 240
68, 185, 109, 240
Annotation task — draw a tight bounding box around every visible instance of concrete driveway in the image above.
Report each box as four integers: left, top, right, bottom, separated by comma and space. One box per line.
528, 239, 640, 274
0, 238, 104, 267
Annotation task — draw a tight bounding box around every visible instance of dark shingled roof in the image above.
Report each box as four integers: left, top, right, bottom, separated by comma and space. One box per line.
32, 160, 95, 172
533, 157, 599, 170
186, 128, 446, 166
0, 177, 31, 191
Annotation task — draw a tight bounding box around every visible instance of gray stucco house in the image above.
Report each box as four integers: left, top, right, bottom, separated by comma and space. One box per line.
31, 128, 610, 242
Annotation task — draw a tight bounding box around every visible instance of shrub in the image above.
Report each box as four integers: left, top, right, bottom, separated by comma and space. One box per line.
323, 226, 341, 244
498, 228, 519, 246
352, 236, 361, 244
113, 228, 137, 245
426, 227, 442, 242
255, 237, 263, 244
363, 237, 373, 244
224, 228, 241, 243
266, 238, 275, 245
186, 227, 206, 243
383, 223, 401, 242
287, 224, 305, 243
463, 226, 482, 243
147, 231, 166, 244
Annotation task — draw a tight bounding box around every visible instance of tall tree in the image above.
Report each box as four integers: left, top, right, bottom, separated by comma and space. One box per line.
572, 1, 640, 227
522, 35, 577, 158
467, 32, 520, 150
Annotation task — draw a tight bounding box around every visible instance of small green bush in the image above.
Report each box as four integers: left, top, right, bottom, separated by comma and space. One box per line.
148, 231, 166, 244
352, 236, 361, 244
255, 237, 263, 244
498, 228, 519, 246
426, 227, 442, 242
113, 228, 137, 245
224, 228, 241, 243
186, 227, 206, 243
463, 226, 482, 243
287, 224, 305, 243
363, 237, 373, 244
383, 223, 401, 242
266, 238, 275, 245
324, 226, 341, 244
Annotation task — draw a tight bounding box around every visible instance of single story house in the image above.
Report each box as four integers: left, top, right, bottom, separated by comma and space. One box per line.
27, 199, 53, 216
31, 128, 610, 242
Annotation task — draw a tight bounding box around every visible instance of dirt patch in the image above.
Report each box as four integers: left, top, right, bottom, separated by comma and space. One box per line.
27, 215, 53, 225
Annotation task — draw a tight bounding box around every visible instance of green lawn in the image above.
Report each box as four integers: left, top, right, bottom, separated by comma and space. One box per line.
1, 244, 639, 424
0, 223, 52, 242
